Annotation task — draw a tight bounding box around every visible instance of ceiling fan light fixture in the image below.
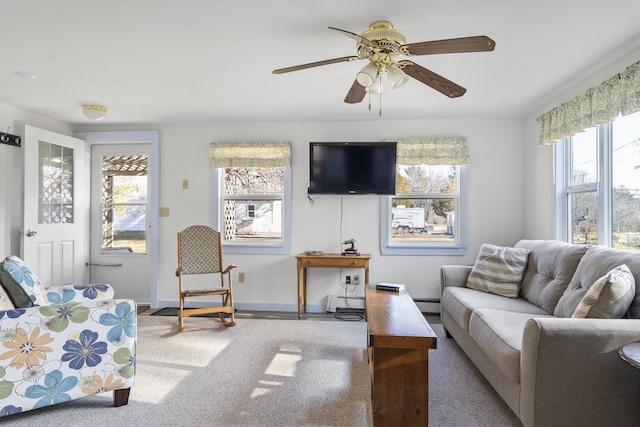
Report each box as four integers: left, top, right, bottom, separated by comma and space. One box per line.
356, 62, 377, 87
82, 104, 107, 120
387, 63, 409, 89
365, 74, 383, 94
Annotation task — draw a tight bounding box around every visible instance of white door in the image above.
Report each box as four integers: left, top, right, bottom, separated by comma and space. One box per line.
89, 143, 151, 303
22, 125, 86, 286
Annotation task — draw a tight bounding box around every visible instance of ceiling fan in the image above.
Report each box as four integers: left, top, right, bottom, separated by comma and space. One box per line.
273, 21, 495, 109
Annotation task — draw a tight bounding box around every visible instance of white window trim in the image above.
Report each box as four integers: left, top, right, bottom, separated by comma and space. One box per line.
554, 124, 614, 246
380, 165, 468, 256
210, 166, 292, 254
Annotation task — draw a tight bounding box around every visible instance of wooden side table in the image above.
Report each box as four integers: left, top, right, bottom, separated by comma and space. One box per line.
295, 253, 370, 319
619, 341, 640, 369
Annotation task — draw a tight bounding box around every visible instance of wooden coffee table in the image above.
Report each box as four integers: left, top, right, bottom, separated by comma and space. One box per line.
365, 283, 437, 426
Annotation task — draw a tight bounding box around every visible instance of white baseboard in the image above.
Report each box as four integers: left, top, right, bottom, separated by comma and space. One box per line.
326, 294, 365, 312
157, 299, 326, 313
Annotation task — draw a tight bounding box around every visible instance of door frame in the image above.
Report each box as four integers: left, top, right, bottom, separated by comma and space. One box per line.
74, 130, 160, 308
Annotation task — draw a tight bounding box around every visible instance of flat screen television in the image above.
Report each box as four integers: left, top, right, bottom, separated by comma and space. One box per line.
308, 142, 397, 195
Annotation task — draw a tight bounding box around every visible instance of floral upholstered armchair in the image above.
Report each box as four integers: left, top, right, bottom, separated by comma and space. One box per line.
0, 256, 136, 417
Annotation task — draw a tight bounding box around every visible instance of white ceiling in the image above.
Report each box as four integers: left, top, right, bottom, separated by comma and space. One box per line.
1, 1, 639, 125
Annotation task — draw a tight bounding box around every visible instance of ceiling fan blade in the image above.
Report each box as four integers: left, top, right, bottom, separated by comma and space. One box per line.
403, 36, 495, 56
401, 61, 466, 98
273, 56, 360, 74
329, 27, 379, 48
344, 79, 366, 104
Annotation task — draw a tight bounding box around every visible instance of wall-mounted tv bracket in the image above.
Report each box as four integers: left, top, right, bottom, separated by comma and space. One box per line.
0, 127, 21, 147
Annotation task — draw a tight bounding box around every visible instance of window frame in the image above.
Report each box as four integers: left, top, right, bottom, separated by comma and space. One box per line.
555, 123, 614, 246
211, 166, 292, 254
380, 165, 468, 255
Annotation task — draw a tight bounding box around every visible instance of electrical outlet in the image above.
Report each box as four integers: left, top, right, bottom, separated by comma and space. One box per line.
345, 275, 351, 285
238, 272, 245, 283
353, 275, 360, 286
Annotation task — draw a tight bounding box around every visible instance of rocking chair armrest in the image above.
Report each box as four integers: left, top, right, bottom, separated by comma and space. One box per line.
222, 264, 237, 274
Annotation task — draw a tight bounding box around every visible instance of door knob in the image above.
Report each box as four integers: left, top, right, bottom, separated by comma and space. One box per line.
26, 230, 37, 237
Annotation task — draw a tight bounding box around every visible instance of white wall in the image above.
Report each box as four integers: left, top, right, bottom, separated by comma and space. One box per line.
0, 101, 72, 257
76, 117, 524, 311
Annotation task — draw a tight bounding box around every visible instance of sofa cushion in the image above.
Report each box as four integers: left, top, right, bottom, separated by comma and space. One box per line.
514, 240, 588, 314
469, 308, 555, 383
0, 256, 49, 306
570, 264, 636, 318
556, 246, 640, 317
466, 243, 530, 298
0, 269, 34, 308
0, 284, 15, 311
442, 286, 548, 333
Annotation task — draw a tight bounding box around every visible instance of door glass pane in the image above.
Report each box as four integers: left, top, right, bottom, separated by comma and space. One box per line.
612, 112, 640, 250
38, 141, 73, 224
100, 155, 148, 254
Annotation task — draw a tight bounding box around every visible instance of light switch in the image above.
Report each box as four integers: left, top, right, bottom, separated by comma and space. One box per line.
159, 207, 170, 217
238, 272, 245, 283
182, 179, 189, 189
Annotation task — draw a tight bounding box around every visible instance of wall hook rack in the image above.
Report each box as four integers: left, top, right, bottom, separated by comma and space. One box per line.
0, 127, 21, 147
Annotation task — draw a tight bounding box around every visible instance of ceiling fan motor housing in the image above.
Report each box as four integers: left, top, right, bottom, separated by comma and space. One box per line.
358, 21, 406, 68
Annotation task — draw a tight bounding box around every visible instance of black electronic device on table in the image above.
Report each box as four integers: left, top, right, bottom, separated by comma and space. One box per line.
342, 238, 360, 256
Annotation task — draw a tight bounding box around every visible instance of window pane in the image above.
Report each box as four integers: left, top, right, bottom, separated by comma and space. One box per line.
224, 167, 284, 195
571, 127, 598, 185
223, 200, 282, 241
612, 112, 640, 250
391, 199, 455, 243
100, 155, 148, 254
569, 192, 597, 245
397, 165, 456, 194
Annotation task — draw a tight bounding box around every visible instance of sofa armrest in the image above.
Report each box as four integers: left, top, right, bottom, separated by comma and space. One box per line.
46, 283, 114, 304
440, 265, 472, 293
0, 299, 136, 416
520, 317, 640, 427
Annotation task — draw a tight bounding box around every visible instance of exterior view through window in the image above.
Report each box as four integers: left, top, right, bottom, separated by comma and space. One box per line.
100, 155, 148, 254
564, 111, 640, 251
222, 167, 284, 242
391, 165, 458, 244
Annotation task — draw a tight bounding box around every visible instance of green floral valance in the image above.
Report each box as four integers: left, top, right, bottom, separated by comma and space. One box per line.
538, 60, 640, 145
384, 137, 470, 165
209, 141, 291, 168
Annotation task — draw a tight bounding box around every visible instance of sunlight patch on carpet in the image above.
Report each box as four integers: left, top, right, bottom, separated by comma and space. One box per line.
264, 352, 302, 377
133, 365, 192, 404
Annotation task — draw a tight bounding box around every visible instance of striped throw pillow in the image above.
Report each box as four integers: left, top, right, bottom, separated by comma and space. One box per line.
466, 243, 530, 298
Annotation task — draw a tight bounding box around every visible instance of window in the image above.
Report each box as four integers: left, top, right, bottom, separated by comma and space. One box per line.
99, 155, 148, 254
556, 111, 640, 251
381, 138, 469, 255
210, 141, 292, 254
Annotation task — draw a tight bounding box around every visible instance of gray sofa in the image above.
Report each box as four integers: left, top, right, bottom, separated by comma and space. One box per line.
441, 240, 640, 427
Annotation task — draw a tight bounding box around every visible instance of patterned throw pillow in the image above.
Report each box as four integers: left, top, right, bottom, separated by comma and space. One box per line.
466, 243, 530, 298
571, 264, 636, 319
0, 283, 15, 311
0, 256, 49, 306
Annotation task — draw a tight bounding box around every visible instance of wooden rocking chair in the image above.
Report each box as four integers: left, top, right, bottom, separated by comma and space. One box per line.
176, 225, 236, 331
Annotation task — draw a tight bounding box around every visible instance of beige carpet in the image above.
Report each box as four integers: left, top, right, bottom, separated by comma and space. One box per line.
1, 314, 521, 426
